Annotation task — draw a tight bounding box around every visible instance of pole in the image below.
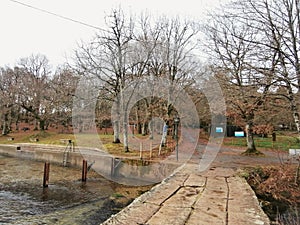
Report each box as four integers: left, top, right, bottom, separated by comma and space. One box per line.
174, 117, 180, 161
158, 144, 162, 156
140, 142, 143, 159
82, 160, 87, 182
43, 162, 50, 188
150, 141, 153, 159
111, 157, 115, 177
176, 126, 179, 161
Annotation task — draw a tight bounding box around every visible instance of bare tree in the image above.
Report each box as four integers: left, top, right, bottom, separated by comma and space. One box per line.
50, 66, 78, 132
204, 6, 276, 153
151, 16, 200, 146
74, 8, 135, 151
0, 67, 16, 135
74, 8, 201, 152
216, 0, 300, 140
16, 54, 52, 131
249, 0, 300, 138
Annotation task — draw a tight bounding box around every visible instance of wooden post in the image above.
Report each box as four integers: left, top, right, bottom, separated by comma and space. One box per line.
82, 160, 87, 182
43, 162, 50, 188
272, 132, 276, 142
111, 157, 115, 177
140, 142, 143, 159
158, 144, 162, 156
149, 141, 153, 159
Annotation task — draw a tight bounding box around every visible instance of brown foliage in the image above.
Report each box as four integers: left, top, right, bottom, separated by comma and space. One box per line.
253, 124, 274, 136
247, 165, 300, 205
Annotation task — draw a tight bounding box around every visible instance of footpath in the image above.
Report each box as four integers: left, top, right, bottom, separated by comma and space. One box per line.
102, 164, 270, 225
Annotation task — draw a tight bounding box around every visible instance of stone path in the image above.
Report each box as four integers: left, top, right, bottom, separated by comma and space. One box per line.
102, 165, 270, 225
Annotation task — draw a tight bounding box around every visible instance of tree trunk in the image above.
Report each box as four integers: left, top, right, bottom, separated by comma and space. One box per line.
243, 123, 262, 155
15, 121, 19, 131
292, 110, 300, 140
123, 120, 129, 152
149, 120, 154, 140
135, 102, 141, 134
34, 118, 38, 131
39, 120, 45, 131
142, 122, 147, 136
245, 124, 256, 152
2, 113, 9, 135
160, 122, 168, 147
137, 123, 142, 134
113, 120, 121, 143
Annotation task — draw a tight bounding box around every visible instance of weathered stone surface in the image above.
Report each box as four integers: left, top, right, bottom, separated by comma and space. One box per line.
162, 186, 203, 208
143, 181, 182, 205
103, 202, 159, 225
186, 208, 227, 225
147, 207, 191, 225
183, 173, 206, 187
227, 176, 270, 225
102, 167, 270, 225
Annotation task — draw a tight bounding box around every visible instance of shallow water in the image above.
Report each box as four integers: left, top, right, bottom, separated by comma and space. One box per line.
0, 155, 130, 224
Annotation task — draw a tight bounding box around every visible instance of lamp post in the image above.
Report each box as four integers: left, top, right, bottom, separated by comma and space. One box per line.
174, 117, 180, 161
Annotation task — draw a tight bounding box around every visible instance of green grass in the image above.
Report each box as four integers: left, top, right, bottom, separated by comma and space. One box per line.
111, 193, 125, 198
224, 135, 300, 151
3, 130, 298, 156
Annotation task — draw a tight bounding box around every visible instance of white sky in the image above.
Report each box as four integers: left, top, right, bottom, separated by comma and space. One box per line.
0, 0, 228, 68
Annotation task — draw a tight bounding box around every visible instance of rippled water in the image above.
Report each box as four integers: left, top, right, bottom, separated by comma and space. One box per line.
0, 154, 135, 224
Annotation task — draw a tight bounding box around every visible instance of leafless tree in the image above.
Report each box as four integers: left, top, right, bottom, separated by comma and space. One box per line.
74, 8, 135, 151
242, 0, 300, 138
0, 67, 16, 135
50, 66, 79, 132
74, 8, 202, 152
149, 16, 200, 146
204, 4, 276, 153
224, 0, 300, 140
16, 54, 52, 131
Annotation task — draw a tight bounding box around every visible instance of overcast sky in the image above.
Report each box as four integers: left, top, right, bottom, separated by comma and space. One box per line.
0, 0, 228, 68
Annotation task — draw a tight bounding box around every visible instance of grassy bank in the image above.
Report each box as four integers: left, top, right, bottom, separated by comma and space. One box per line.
0, 130, 176, 159
224, 134, 300, 152
2, 130, 300, 152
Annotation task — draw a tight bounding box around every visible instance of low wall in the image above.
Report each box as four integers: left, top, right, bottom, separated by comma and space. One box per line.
0, 144, 179, 185
0, 144, 84, 167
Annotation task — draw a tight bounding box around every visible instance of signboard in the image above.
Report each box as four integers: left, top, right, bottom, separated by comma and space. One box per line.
235, 131, 245, 137
289, 149, 300, 156
216, 127, 223, 133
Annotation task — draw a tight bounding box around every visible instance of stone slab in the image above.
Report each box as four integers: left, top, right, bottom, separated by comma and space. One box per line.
183, 173, 206, 187
186, 208, 227, 225
147, 206, 191, 225
103, 202, 159, 225
162, 186, 203, 208
227, 176, 270, 225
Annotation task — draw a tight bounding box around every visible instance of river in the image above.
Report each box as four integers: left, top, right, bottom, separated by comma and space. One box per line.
0, 154, 150, 225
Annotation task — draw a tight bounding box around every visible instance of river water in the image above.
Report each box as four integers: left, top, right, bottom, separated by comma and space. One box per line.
0, 154, 147, 225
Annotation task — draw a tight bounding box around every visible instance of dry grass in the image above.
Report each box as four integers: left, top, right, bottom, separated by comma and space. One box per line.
0, 129, 176, 160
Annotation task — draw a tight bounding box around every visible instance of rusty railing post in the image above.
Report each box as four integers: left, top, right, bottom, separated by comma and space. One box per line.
82, 159, 87, 182
43, 162, 50, 188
